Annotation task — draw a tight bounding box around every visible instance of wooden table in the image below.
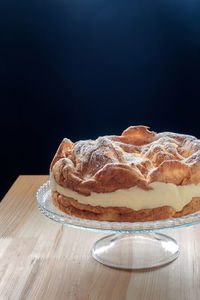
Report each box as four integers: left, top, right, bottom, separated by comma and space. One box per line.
1, 176, 200, 300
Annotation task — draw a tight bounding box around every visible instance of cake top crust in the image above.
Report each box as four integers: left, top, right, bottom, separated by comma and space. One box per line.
50, 126, 200, 195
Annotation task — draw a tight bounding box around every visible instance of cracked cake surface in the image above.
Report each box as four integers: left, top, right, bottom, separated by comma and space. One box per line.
50, 126, 200, 195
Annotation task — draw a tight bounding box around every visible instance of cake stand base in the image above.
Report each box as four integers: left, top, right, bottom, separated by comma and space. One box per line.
92, 232, 179, 269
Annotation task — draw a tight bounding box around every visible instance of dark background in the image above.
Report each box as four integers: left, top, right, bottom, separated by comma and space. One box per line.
1, 0, 200, 199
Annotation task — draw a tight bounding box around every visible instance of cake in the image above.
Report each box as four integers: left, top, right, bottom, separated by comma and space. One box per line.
50, 126, 200, 222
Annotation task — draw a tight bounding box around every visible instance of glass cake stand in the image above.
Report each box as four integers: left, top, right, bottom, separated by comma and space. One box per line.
37, 181, 200, 269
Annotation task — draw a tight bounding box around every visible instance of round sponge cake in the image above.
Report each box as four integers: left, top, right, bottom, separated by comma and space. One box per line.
50, 126, 200, 222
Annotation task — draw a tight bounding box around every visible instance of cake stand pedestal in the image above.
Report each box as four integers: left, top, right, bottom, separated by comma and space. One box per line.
37, 182, 200, 270
92, 233, 178, 269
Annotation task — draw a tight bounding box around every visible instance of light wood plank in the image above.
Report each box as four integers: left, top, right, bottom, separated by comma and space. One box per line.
0, 176, 200, 300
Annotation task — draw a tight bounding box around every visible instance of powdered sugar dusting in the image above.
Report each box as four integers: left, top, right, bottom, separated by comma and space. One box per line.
51, 126, 200, 194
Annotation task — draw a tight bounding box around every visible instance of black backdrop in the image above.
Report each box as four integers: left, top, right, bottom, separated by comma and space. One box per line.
1, 0, 200, 199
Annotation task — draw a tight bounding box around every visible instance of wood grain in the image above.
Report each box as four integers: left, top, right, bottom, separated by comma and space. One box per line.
0, 175, 200, 299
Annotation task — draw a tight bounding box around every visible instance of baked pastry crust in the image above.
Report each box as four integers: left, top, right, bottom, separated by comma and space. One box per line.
50, 126, 200, 221
50, 126, 200, 195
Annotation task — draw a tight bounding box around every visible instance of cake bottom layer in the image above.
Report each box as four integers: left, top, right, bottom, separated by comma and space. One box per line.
52, 191, 200, 222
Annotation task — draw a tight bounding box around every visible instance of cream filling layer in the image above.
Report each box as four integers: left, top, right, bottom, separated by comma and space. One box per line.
50, 173, 200, 212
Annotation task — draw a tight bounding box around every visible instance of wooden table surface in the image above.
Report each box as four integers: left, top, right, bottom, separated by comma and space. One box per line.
1, 176, 200, 300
